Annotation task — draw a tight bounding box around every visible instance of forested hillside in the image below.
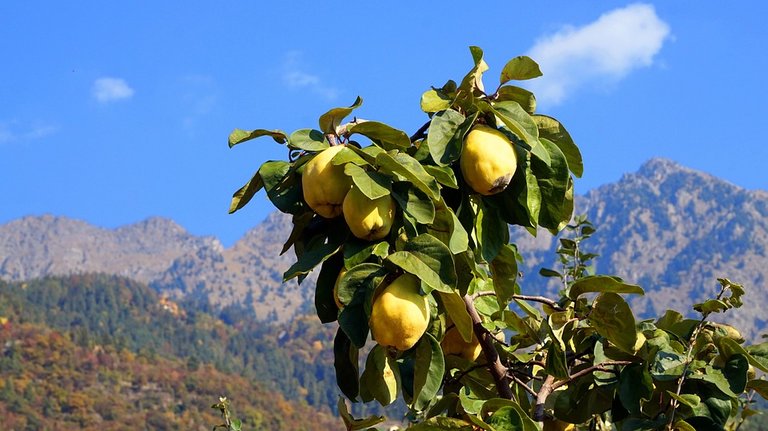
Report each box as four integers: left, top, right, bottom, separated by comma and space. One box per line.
0, 274, 373, 430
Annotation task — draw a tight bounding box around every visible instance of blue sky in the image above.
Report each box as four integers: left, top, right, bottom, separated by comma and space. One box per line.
1, 2, 766, 246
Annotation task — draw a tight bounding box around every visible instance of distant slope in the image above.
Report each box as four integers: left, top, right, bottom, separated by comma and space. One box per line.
511, 158, 768, 338
0, 319, 340, 430
0, 215, 221, 284
1, 158, 767, 335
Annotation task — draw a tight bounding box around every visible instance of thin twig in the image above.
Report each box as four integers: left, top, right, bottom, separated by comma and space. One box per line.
512, 294, 566, 312
509, 373, 538, 397
410, 120, 430, 142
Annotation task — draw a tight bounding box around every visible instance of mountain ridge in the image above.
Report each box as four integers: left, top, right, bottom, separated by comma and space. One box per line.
2, 158, 767, 333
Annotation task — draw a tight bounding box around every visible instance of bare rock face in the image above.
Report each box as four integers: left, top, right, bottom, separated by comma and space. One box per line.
511, 158, 768, 339
0, 215, 221, 284
2, 158, 767, 334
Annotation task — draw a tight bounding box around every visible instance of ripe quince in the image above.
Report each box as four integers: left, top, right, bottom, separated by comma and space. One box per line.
542, 419, 575, 431
370, 273, 430, 351
342, 187, 395, 241
441, 326, 482, 361
460, 125, 517, 195
301, 145, 352, 218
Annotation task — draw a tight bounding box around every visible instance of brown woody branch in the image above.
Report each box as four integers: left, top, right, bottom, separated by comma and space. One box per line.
533, 361, 633, 420
462, 294, 514, 400
410, 120, 430, 142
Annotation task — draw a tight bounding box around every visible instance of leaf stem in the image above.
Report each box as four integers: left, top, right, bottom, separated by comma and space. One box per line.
410, 120, 431, 143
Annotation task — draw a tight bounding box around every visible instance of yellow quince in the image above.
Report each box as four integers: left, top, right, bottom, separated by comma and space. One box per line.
460, 125, 517, 195
301, 145, 352, 218
370, 273, 430, 351
342, 186, 395, 241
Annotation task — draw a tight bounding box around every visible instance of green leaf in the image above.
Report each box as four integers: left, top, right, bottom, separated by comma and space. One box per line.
426, 109, 467, 166
687, 366, 738, 398
318, 96, 363, 134
568, 275, 644, 300
387, 234, 457, 293
618, 364, 653, 415
344, 164, 391, 200
228, 128, 287, 147
360, 345, 400, 406
490, 244, 518, 308
533, 115, 583, 177
259, 160, 305, 214
538, 268, 561, 278
499, 55, 542, 84
334, 329, 360, 401
491, 101, 546, 163
228, 171, 263, 214
424, 165, 459, 189
315, 255, 343, 323
377, 152, 441, 201
666, 391, 701, 408
456, 46, 489, 100
721, 353, 748, 394
421, 89, 452, 113
413, 334, 445, 411
288, 128, 329, 151
283, 220, 346, 281
546, 339, 569, 379
693, 299, 730, 314
337, 397, 385, 431
391, 182, 436, 225
531, 138, 571, 231
485, 406, 525, 431
337, 263, 387, 347
480, 399, 539, 431
438, 291, 473, 343
476, 201, 510, 263
427, 201, 469, 254
588, 292, 637, 353
495, 86, 536, 114
406, 417, 475, 431
349, 121, 411, 150
746, 342, 768, 372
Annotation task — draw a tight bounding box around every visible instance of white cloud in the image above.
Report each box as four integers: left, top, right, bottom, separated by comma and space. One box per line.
92, 77, 135, 103
0, 120, 58, 145
526, 3, 671, 106
281, 51, 339, 100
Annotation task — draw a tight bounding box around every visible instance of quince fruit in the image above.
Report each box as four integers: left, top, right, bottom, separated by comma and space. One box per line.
441, 326, 482, 361
370, 273, 430, 351
460, 125, 517, 195
342, 187, 395, 241
542, 419, 575, 431
301, 145, 352, 218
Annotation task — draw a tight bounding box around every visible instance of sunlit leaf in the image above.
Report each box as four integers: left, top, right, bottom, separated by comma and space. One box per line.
349, 121, 411, 150
228, 128, 287, 147
319, 96, 363, 134
413, 334, 445, 411
499, 55, 542, 84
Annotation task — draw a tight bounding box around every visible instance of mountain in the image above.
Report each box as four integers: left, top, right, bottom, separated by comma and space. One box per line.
511, 158, 768, 338
1, 158, 767, 335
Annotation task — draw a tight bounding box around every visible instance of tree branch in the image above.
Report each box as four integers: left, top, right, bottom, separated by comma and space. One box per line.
533, 361, 633, 420
511, 294, 565, 312
410, 120, 430, 143
462, 294, 514, 400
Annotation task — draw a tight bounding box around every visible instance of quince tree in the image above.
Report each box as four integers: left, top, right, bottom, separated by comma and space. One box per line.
227, 47, 768, 430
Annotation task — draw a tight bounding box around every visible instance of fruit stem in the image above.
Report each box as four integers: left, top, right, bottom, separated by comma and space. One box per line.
462, 294, 514, 400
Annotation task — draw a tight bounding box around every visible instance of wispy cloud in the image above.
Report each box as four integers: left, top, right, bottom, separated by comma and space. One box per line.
92, 77, 135, 103
0, 120, 58, 145
281, 51, 339, 101
526, 3, 671, 106
178, 75, 218, 133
